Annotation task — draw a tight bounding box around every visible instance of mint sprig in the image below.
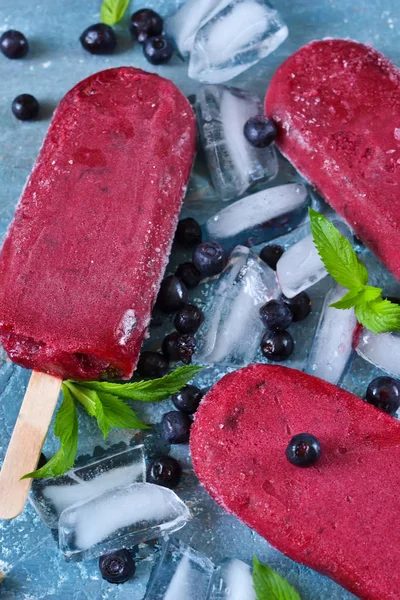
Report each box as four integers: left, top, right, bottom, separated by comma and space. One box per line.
101, 0, 130, 25
24, 365, 202, 479
253, 557, 300, 600
309, 208, 400, 334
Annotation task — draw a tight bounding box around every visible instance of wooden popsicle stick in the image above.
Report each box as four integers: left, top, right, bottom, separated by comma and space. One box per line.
0, 371, 62, 520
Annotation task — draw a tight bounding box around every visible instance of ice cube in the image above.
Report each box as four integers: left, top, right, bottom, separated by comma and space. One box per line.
196, 84, 278, 201
30, 445, 146, 529
195, 245, 280, 366
205, 183, 309, 251
165, 0, 232, 56
144, 538, 214, 600
189, 0, 288, 84
355, 329, 400, 379
59, 483, 190, 561
209, 558, 256, 600
306, 285, 357, 384
276, 220, 350, 299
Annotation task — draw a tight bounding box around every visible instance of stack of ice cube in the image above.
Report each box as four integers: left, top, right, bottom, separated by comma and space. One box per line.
196, 84, 278, 201
355, 329, 400, 379
204, 183, 309, 251
209, 558, 256, 600
166, 0, 288, 83
194, 245, 280, 367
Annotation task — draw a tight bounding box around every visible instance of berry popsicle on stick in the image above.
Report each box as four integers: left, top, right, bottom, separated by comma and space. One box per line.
0, 68, 196, 518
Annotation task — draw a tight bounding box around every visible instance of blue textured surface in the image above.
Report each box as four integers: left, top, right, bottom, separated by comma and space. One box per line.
0, 1, 400, 598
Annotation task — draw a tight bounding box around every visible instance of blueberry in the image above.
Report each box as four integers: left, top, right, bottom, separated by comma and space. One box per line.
174, 304, 204, 334
0, 30, 29, 59
130, 9, 163, 44
259, 244, 284, 270
260, 300, 292, 331
282, 292, 312, 322
175, 262, 202, 289
286, 433, 321, 467
157, 275, 188, 313
193, 242, 228, 277
11, 94, 39, 121
80, 24, 117, 55
175, 218, 202, 247
366, 376, 400, 415
147, 456, 182, 488
99, 549, 135, 584
143, 35, 173, 65
162, 332, 195, 364
137, 351, 169, 379
261, 330, 294, 361
162, 411, 191, 443
37, 452, 47, 469
243, 115, 277, 148
172, 385, 203, 414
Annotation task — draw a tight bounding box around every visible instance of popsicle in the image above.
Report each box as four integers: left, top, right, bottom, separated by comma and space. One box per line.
0, 67, 196, 518
191, 364, 400, 600
265, 39, 400, 281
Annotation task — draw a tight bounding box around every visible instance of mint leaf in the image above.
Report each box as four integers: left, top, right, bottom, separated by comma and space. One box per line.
253, 557, 300, 600
101, 0, 130, 25
355, 297, 400, 334
95, 391, 150, 438
330, 287, 364, 310
22, 385, 78, 479
309, 208, 368, 289
80, 365, 203, 402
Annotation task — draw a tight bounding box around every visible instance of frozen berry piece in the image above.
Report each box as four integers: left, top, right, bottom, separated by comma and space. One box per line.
174, 304, 204, 334
172, 385, 203, 414
175, 218, 202, 247
162, 332, 195, 364
143, 35, 173, 65
244, 115, 277, 148
80, 24, 117, 54
157, 275, 188, 313
0, 30, 29, 59
147, 456, 182, 488
175, 262, 202, 289
137, 351, 169, 379
261, 330, 294, 361
162, 411, 191, 443
12, 94, 39, 121
259, 244, 284, 270
193, 241, 228, 277
99, 549, 135, 584
130, 9, 163, 43
366, 376, 400, 415
286, 433, 321, 467
260, 300, 292, 331
283, 292, 312, 322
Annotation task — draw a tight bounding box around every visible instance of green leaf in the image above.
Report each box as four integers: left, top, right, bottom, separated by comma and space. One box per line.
362, 285, 383, 303
101, 0, 130, 25
355, 297, 400, 334
330, 287, 364, 310
253, 557, 300, 600
22, 386, 78, 479
309, 208, 368, 290
63, 381, 98, 416
79, 365, 203, 402
95, 391, 150, 438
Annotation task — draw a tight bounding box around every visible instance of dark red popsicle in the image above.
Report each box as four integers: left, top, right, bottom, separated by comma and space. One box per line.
265, 39, 400, 281
191, 364, 400, 600
0, 68, 196, 380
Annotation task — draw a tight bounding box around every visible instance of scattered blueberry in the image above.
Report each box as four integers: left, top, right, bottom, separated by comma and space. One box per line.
0, 30, 29, 59
130, 9, 163, 43
193, 241, 228, 277
174, 304, 204, 334
12, 94, 39, 121
80, 24, 117, 55
99, 549, 135, 584
282, 292, 312, 322
175, 262, 202, 289
157, 275, 188, 313
175, 218, 202, 247
286, 433, 321, 467
143, 35, 173, 65
162, 411, 191, 443
147, 456, 182, 488
259, 244, 284, 270
260, 300, 292, 331
137, 351, 169, 379
172, 385, 203, 414
37, 452, 47, 469
162, 332, 195, 364
243, 115, 277, 148
366, 376, 400, 415
261, 330, 294, 361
